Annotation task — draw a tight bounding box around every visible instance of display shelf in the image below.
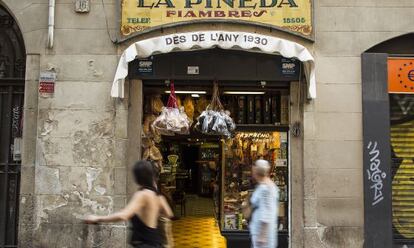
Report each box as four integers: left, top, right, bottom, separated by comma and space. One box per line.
220, 130, 289, 233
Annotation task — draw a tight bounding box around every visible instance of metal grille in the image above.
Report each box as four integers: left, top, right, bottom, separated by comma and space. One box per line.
391, 94, 414, 244
0, 81, 23, 248
0, 5, 26, 247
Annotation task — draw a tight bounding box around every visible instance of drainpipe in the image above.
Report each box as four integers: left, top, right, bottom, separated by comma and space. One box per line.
47, 0, 55, 49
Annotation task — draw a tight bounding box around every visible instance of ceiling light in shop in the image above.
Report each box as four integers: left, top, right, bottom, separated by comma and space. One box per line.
223, 91, 266, 95
165, 91, 207, 94
191, 94, 200, 98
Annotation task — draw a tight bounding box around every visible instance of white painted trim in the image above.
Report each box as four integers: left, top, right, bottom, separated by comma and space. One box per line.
111, 30, 316, 99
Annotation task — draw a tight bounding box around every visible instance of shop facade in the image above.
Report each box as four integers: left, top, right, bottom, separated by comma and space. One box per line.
1, 0, 413, 247
362, 34, 414, 248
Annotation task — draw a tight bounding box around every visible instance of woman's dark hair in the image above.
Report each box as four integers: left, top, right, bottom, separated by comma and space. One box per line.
133, 160, 157, 192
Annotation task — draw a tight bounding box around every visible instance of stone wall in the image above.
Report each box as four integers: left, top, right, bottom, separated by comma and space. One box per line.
304, 0, 414, 247
1, 0, 412, 247
1, 0, 127, 247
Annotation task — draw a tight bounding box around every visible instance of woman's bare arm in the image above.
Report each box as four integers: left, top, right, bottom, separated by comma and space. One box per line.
159, 195, 174, 219
85, 191, 146, 224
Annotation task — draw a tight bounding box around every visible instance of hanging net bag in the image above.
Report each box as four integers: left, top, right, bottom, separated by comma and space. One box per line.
195, 82, 236, 138
152, 81, 191, 136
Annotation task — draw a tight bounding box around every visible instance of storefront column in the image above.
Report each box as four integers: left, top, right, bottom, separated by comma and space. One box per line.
290, 81, 305, 247
127, 79, 143, 195
18, 53, 40, 247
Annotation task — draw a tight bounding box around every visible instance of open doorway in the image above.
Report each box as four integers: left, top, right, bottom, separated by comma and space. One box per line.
134, 48, 296, 247
160, 137, 220, 219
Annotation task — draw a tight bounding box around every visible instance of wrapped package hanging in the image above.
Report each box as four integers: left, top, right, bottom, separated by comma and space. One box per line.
184, 96, 195, 122
143, 114, 161, 143
152, 81, 191, 136
143, 114, 156, 136
142, 139, 163, 161
196, 96, 209, 115
152, 95, 164, 114
176, 95, 182, 107
195, 82, 236, 138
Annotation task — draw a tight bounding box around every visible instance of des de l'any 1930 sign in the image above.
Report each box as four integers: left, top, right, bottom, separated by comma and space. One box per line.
120, 0, 313, 40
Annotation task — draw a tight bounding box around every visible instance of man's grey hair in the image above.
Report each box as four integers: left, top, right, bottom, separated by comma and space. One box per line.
254, 159, 271, 177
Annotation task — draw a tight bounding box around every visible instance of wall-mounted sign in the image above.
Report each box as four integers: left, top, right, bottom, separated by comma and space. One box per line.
120, 0, 313, 39
388, 58, 414, 94
39, 71, 56, 95
187, 66, 199, 75
137, 58, 154, 75
75, 0, 90, 13
280, 57, 300, 77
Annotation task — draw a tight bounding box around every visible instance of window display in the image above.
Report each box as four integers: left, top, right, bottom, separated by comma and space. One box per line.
222, 131, 289, 232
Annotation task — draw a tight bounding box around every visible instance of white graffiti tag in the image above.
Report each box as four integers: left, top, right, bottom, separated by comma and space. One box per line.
367, 141, 387, 206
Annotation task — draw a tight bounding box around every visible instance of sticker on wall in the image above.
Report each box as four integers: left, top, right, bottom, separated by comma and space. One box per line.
39, 71, 56, 97
280, 57, 300, 77
137, 58, 154, 75
187, 66, 199, 75
388, 58, 414, 94
75, 0, 90, 13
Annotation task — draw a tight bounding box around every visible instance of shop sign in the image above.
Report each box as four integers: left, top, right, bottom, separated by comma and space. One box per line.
388, 58, 414, 94
187, 66, 199, 75
280, 57, 299, 77
75, 0, 90, 13
120, 0, 313, 39
137, 58, 154, 75
39, 71, 56, 95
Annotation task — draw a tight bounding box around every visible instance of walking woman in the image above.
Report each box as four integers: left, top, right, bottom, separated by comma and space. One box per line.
84, 160, 173, 248
250, 160, 279, 248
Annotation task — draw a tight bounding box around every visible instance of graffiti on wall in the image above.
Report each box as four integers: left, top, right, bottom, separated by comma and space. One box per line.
366, 141, 386, 206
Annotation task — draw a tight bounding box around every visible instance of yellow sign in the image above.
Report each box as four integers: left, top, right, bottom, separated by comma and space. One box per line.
120, 0, 313, 39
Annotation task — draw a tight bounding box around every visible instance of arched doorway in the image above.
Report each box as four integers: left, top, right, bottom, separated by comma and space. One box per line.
121, 32, 311, 247
0, 5, 26, 247
362, 33, 414, 248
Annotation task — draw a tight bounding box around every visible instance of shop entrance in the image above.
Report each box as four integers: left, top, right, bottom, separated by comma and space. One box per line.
159, 135, 220, 217
362, 34, 414, 248
132, 48, 300, 248
0, 5, 26, 248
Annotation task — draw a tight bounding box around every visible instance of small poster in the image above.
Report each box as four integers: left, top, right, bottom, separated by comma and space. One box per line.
276, 159, 288, 167
281, 58, 300, 77
137, 58, 153, 75
39, 71, 56, 96
224, 214, 237, 230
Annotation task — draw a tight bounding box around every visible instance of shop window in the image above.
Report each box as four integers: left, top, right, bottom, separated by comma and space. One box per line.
222, 131, 289, 232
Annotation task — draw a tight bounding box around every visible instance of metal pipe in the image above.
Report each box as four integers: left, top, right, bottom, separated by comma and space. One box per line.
47, 0, 55, 48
